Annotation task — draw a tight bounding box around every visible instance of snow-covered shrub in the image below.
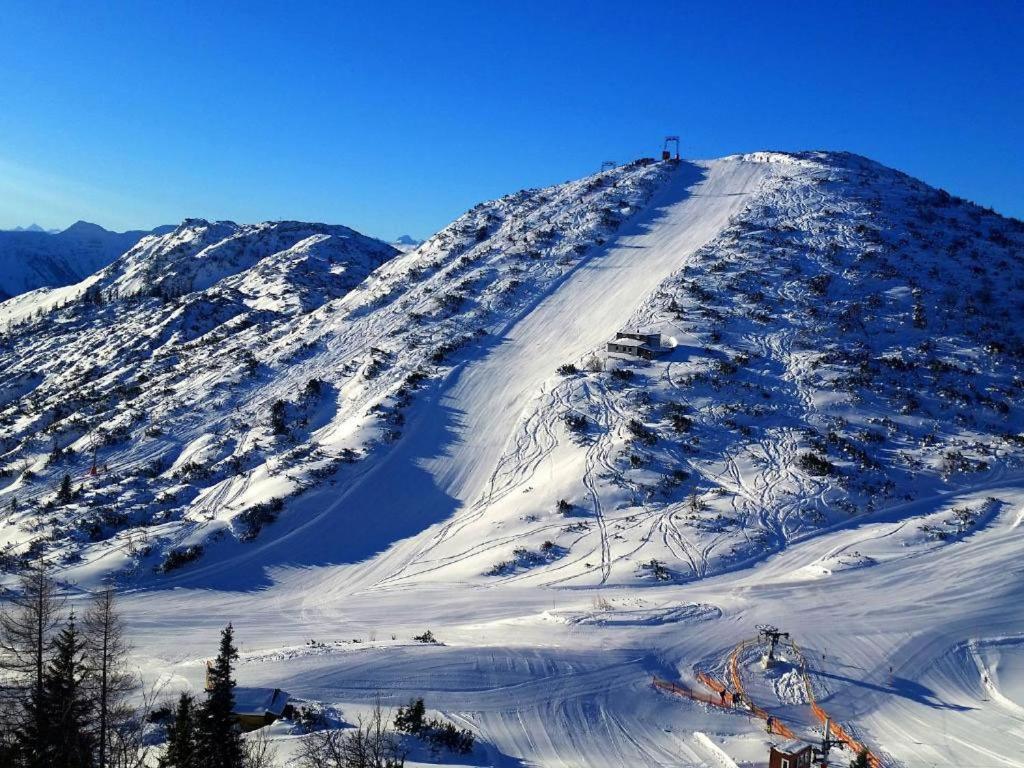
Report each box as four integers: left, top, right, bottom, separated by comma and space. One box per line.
797, 452, 835, 476
487, 543, 566, 575
302, 377, 324, 399
394, 697, 474, 755
271, 399, 289, 435
237, 497, 285, 541
638, 558, 671, 581
159, 545, 204, 572
564, 413, 588, 433
626, 418, 657, 446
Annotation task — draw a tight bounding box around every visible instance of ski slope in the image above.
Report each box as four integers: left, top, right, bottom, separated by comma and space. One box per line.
116, 483, 1024, 767
134, 158, 770, 588
428, 159, 768, 504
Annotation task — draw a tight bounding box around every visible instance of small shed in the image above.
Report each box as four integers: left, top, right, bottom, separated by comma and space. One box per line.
232, 687, 290, 731
769, 741, 813, 768
607, 339, 655, 360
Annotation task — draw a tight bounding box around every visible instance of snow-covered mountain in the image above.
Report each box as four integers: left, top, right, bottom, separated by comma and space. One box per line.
0, 220, 173, 300
0, 159, 676, 580
2, 151, 1020, 590
2, 152, 1024, 765
390, 234, 422, 252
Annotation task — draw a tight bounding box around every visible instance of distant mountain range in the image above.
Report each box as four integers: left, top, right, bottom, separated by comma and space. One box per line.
4, 223, 60, 234
0, 221, 174, 299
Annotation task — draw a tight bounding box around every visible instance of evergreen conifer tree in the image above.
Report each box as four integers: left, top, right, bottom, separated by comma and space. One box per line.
159, 692, 198, 768
18, 615, 94, 768
0, 561, 64, 758
197, 624, 242, 768
57, 474, 74, 505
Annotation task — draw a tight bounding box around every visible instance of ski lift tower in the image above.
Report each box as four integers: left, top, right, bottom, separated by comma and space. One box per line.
85, 433, 99, 476
758, 624, 790, 670
662, 135, 680, 161
812, 717, 846, 767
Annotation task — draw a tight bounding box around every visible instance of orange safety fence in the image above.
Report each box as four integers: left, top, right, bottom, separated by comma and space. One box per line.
652, 676, 728, 709
789, 639, 882, 768
746, 701, 797, 740
658, 636, 883, 766
696, 671, 737, 706
652, 676, 797, 740
728, 638, 757, 697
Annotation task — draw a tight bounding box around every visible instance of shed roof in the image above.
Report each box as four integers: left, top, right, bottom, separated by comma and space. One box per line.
233, 687, 290, 717
609, 339, 650, 349
773, 740, 810, 755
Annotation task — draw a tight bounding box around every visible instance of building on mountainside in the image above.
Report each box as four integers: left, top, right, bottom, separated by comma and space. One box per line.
607, 338, 655, 360
205, 661, 290, 730
232, 687, 291, 731
768, 741, 813, 768
607, 330, 662, 360
616, 330, 661, 347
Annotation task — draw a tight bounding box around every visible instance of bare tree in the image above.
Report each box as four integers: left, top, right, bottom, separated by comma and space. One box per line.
83, 588, 139, 768
296, 727, 345, 768
107, 680, 165, 768
242, 727, 279, 768
297, 701, 405, 768
0, 561, 64, 705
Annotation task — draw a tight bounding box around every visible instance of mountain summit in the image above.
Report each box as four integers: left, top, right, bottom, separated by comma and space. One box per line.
0, 152, 1021, 593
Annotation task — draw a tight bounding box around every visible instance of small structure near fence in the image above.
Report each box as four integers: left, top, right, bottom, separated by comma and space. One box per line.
607, 330, 663, 360
233, 687, 291, 731
205, 662, 290, 731
607, 338, 655, 360
662, 136, 680, 161
769, 741, 813, 768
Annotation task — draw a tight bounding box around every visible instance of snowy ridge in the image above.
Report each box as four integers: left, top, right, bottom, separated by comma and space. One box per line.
0, 219, 399, 576
340, 150, 1024, 593
404, 149, 1024, 587
2, 152, 1023, 592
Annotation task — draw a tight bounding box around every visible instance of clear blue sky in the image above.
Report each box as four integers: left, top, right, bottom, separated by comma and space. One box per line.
1, 1, 1021, 239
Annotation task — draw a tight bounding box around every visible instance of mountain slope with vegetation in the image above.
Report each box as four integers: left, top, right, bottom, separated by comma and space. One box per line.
0, 153, 1021, 591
